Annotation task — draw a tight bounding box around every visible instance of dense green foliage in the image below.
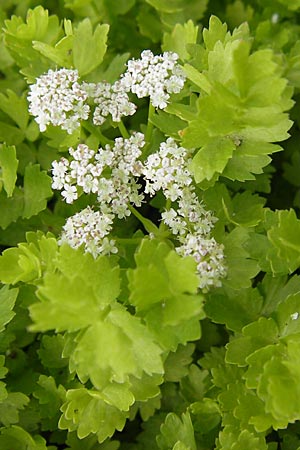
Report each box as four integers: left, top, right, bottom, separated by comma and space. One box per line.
1, 1, 300, 449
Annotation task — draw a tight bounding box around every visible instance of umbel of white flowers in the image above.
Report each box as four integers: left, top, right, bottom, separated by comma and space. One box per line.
28, 50, 186, 133
28, 50, 226, 290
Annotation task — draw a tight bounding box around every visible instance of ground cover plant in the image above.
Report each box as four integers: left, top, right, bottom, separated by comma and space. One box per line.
1, 0, 300, 448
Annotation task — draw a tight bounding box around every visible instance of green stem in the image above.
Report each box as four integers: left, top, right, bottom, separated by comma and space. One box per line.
82, 121, 113, 146
145, 102, 155, 144
128, 204, 160, 235
118, 120, 130, 139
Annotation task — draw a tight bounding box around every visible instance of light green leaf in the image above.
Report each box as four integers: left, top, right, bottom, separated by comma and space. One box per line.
222, 227, 260, 290
150, 110, 187, 138
162, 20, 199, 61
0, 392, 29, 427
226, 317, 279, 366
0, 285, 18, 332
183, 64, 211, 93
33, 35, 74, 67
190, 138, 235, 182
73, 19, 109, 76
205, 286, 263, 332
0, 122, 24, 146
157, 412, 197, 450
202, 16, 228, 51
31, 274, 110, 332
23, 164, 52, 219
0, 245, 40, 285
268, 209, 300, 273
59, 388, 128, 442
72, 305, 163, 389
30, 246, 120, 332
33, 375, 66, 429
0, 144, 18, 197
164, 344, 195, 382
0, 425, 48, 449
37, 334, 68, 369
4, 6, 62, 78
0, 91, 29, 131
128, 238, 202, 325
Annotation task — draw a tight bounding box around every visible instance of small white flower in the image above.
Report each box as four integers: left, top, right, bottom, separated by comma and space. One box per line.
61, 184, 78, 204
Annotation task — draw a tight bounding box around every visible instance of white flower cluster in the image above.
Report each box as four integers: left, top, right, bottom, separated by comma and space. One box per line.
143, 138, 193, 201
143, 138, 226, 290
176, 234, 227, 290
27, 68, 89, 134
165, 190, 226, 290
52, 133, 226, 288
83, 80, 137, 125
59, 207, 117, 257
120, 50, 186, 109
52, 133, 145, 219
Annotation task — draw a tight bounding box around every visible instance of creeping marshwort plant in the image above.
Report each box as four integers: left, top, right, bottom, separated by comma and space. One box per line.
1, 2, 300, 449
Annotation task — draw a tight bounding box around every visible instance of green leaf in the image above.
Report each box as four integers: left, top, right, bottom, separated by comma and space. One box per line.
157, 412, 197, 450
30, 248, 120, 332
37, 334, 68, 369
31, 272, 111, 332
0, 232, 57, 284
222, 227, 260, 290
0, 187, 24, 229
164, 344, 195, 382
72, 305, 163, 389
0, 91, 29, 130
146, 0, 208, 30
202, 16, 228, 51
182, 22, 293, 185
33, 35, 74, 68
0, 144, 18, 197
190, 398, 221, 433
128, 238, 199, 312
0, 285, 18, 332
0, 425, 48, 450
268, 209, 300, 273
162, 20, 199, 61
59, 388, 128, 442
226, 317, 279, 366
183, 64, 211, 93
150, 110, 187, 139
33, 375, 66, 430
275, 292, 300, 338
229, 191, 265, 227
189, 138, 235, 183
0, 122, 24, 146
219, 427, 268, 450
145, 307, 201, 352
4, 6, 62, 78
0, 246, 40, 285
0, 392, 29, 426
137, 4, 162, 43
73, 19, 109, 76
205, 286, 263, 332
23, 164, 52, 219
